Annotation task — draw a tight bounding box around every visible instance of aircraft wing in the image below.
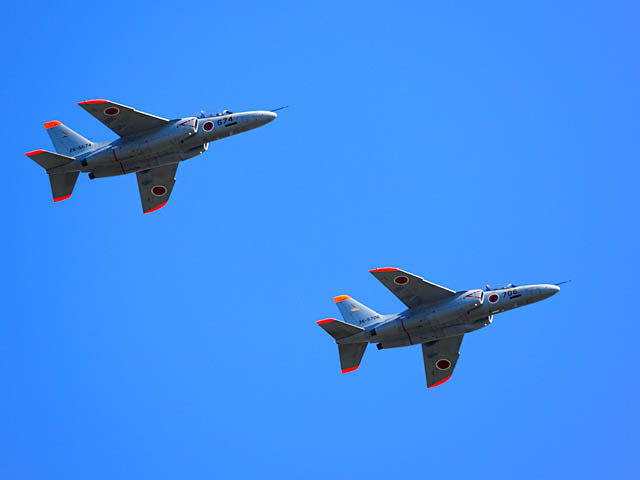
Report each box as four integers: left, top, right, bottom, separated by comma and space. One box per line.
421, 335, 464, 388
136, 163, 178, 214
78, 99, 169, 137
369, 268, 457, 309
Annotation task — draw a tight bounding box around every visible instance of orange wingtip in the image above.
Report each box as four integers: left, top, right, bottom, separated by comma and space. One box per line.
428, 375, 452, 388
370, 267, 399, 273
333, 295, 351, 303
43, 120, 61, 129
25, 149, 46, 157
341, 366, 359, 374
144, 201, 168, 214
316, 318, 336, 325
78, 99, 108, 105
53, 194, 71, 203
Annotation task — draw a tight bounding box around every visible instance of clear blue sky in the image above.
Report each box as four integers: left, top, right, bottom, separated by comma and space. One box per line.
1, 1, 638, 478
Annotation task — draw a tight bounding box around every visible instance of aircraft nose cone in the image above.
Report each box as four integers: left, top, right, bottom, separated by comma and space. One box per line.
539, 285, 560, 299
258, 111, 277, 125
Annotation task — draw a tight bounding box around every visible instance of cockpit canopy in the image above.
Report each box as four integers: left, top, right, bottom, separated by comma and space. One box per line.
485, 283, 518, 291
198, 110, 234, 118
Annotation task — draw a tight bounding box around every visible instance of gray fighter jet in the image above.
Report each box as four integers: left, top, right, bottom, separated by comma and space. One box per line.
25, 100, 277, 213
317, 268, 561, 387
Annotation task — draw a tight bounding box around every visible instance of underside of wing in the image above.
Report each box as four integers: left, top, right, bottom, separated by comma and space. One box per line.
369, 267, 457, 309
136, 163, 178, 214
421, 335, 464, 388
78, 99, 169, 137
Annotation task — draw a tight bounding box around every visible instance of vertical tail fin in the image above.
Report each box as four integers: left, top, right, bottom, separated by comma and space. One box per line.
44, 121, 93, 156
333, 295, 382, 327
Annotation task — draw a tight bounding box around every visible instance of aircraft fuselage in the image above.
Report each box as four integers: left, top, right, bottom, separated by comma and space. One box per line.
54, 111, 276, 178
341, 284, 560, 348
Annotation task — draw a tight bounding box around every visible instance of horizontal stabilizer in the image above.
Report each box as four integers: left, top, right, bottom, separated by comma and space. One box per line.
317, 319, 367, 374
49, 172, 79, 202
316, 318, 363, 340
25, 149, 75, 171
338, 343, 367, 373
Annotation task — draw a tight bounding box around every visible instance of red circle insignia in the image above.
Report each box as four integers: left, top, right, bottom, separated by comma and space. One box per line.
394, 276, 409, 285
203, 121, 214, 132
489, 294, 499, 304
104, 107, 120, 116
151, 185, 167, 197
436, 359, 451, 370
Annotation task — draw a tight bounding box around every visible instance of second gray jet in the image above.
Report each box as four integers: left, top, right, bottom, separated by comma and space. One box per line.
317, 268, 560, 388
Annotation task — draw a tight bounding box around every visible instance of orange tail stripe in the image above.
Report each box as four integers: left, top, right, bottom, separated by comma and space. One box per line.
25, 149, 46, 157
316, 319, 336, 325
333, 295, 351, 303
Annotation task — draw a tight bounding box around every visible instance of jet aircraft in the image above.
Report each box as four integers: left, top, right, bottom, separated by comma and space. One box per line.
317, 268, 561, 387
25, 100, 277, 213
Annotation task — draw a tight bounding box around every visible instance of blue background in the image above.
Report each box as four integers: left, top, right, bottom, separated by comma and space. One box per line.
2, 1, 638, 478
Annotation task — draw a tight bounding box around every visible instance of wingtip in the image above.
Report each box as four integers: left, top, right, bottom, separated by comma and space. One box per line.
25, 149, 46, 157
428, 375, 452, 388
43, 120, 61, 129
144, 201, 169, 214
369, 267, 400, 273
78, 99, 109, 105
341, 366, 359, 374
53, 194, 72, 203
316, 318, 336, 325
333, 295, 351, 303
